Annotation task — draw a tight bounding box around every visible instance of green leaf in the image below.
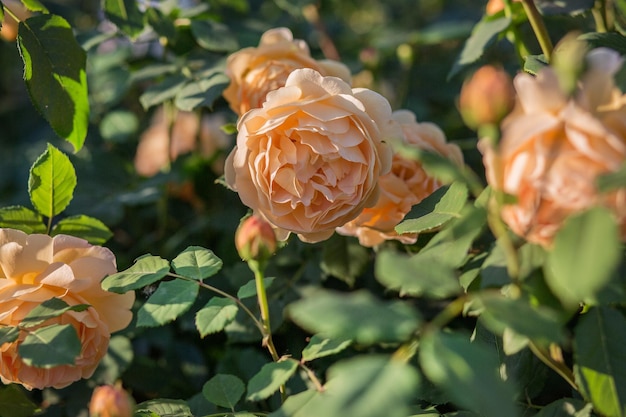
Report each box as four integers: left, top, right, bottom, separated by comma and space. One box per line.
175, 72, 230, 111
137, 279, 199, 327
17, 15, 88, 151
321, 234, 369, 287
267, 390, 318, 417
448, 16, 512, 79
0, 206, 46, 233
99, 110, 139, 143
579, 32, 626, 55
101, 255, 170, 293
135, 399, 192, 417
103, 0, 144, 39
288, 289, 421, 345
574, 307, 626, 417
19, 324, 81, 368
19, 0, 48, 12
396, 182, 468, 234
190, 20, 239, 52
20, 297, 89, 329
597, 162, 626, 192
533, 398, 592, 417
0, 4, 3, 29
0, 326, 20, 345
51, 214, 113, 245
0, 384, 39, 417
195, 297, 238, 337
202, 374, 245, 409
420, 331, 520, 417
171, 246, 223, 280
145, 7, 176, 39
524, 54, 549, 75
237, 277, 275, 299
247, 359, 299, 401
96, 335, 134, 384
139, 74, 188, 110
301, 334, 352, 362
375, 249, 461, 299
546, 207, 621, 308
28, 144, 77, 219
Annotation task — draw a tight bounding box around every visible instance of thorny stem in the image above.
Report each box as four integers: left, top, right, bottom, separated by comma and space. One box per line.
528, 341, 579, 391
520, 0, 553, 61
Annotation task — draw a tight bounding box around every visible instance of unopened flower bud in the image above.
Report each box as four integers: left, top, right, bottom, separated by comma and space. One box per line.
235, 215, 277, 263
459, 65, 515, 130
89, 384, 134, 417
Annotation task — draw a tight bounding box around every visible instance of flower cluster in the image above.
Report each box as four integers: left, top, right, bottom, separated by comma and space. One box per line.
0, 229, 135, 390
224, 27, 462, 245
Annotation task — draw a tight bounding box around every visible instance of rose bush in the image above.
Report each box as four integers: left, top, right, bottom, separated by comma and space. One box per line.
337, 109, 463, 246
0, 229, 135, 390
225, 68, 394, 243
223, 27, 351, 116
480, 48, 626, 246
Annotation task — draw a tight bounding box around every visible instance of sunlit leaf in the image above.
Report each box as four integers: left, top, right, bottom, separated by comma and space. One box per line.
237, 277, 275, 299
195, 297, 238, 337
0, 206, 45, 233
172, 246, 223, 280
175, 72, 230, 111
18, 0, 48, 13
139, 74, 188, 110
103, 0, 144, 39
51, 214, 113, 245
18, 15, 88, 151
137, 279, 199, 327
524, 54, 549, 75
301, 334, 352, 362
20, 297, 89, 329
0, 326, 20, 345
28, 144, 76, 218
101, 255, 170, 293
247, 359, 299, 401
19, 324, 81, 368
202, 374, 245, 409
135, 399, 192, 417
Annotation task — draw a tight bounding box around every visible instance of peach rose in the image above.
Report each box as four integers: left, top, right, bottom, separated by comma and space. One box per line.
337, 110, 464, 247
223, 27, 351, 116
224, 68, 394, 243
0, 229, 135, 390
480, 48, 626, 246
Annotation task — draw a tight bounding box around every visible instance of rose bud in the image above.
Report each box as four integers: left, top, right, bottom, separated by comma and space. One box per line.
459, 65, 515, 130
89, 384, 134, 417
235, 215, 277, 263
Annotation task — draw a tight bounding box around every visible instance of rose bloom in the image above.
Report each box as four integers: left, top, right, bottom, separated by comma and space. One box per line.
337, 110, 464, 247
225, 68, 394, 243
0, 229, 135, 390
223, 27, 351, 116
480, 48, 626, 247
89, 384, 134, 417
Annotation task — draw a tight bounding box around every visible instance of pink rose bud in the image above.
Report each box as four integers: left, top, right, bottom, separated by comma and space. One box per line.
235, 215, 277, 263
459, 65, 515, 130
89, 385, 134, 417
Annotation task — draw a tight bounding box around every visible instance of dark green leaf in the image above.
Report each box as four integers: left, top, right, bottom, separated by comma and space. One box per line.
535, 0, 593, 15
396, 182, 468, 234
172, 246, 223, 280
288, 289, 421, 345
103, 0, 144, 39
175, 72, 230, 111
574, 307, 626, 417
20, 297, 89, 329
19, 0, 48, 12
581, 32, 626, 55
533, 398, 592, 417
140, 74, 188, 110
202, 374, 245, 409
96, 335, 134, 384
51, 214, 113, 245
0, 384, 39, 417
0, 206, 46, 233
301, 334, 352, 362
137, 279, 199, 327
17, 15, 88, 151
597, 162, 626, 192
145, 7, 176, 39
321, 234, 369, 287
546, 207, 621, 308
101, 255, 170, 293
0, 326, 20, 345
419, 331, 520, 417
19, 324, 81, 368
237, 277, 275, 299
195, 297, 238, 337
28, 144, 76, 218
190, 20, 238, 52
247, 359, 299, 401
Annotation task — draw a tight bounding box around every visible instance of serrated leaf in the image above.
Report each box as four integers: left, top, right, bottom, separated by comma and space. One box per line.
0, 384, 39, 417
137, 279, 199, 327
20, 297, 89, 329
396, 182, 468, 234
101, 255, 170, 293
574, 307, 626, 417
175, 72, 230, 111
524, 54, 549, 75
0, 206, 46, 233
172, 246, 223, 280
419, 331, 520, 417
301, 334, 352, 362
51, 214, 113, 245
202, 374, 245, 409
136, 399, 192, 417
190, 20, 238, 52
288, 289, 421, 345
321, 234, 369, 287
237, 277, 275, 299
139, 74, 188, 110
19, 324, 81, 368
103, 0, 144, 39
0, 326, 20, 345
19, 0, 48, 12
28, 144, 77, 218
247, 359, 299, 401
546, 207, 621, 309
18, 15, 88, 151
195, 297, 238, 337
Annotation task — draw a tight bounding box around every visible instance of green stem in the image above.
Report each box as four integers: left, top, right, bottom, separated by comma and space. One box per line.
502, 0, 532, 67
520, 0, 553, 61
299, 362, 325, 392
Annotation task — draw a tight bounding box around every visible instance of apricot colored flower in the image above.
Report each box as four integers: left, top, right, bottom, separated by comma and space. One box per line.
89, 384, 135, 417
224, 68, 394, 243
337, 110, 464, 247
480, 48, 626, 246
0, 229, 135, 390
223, 27, 351, 116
